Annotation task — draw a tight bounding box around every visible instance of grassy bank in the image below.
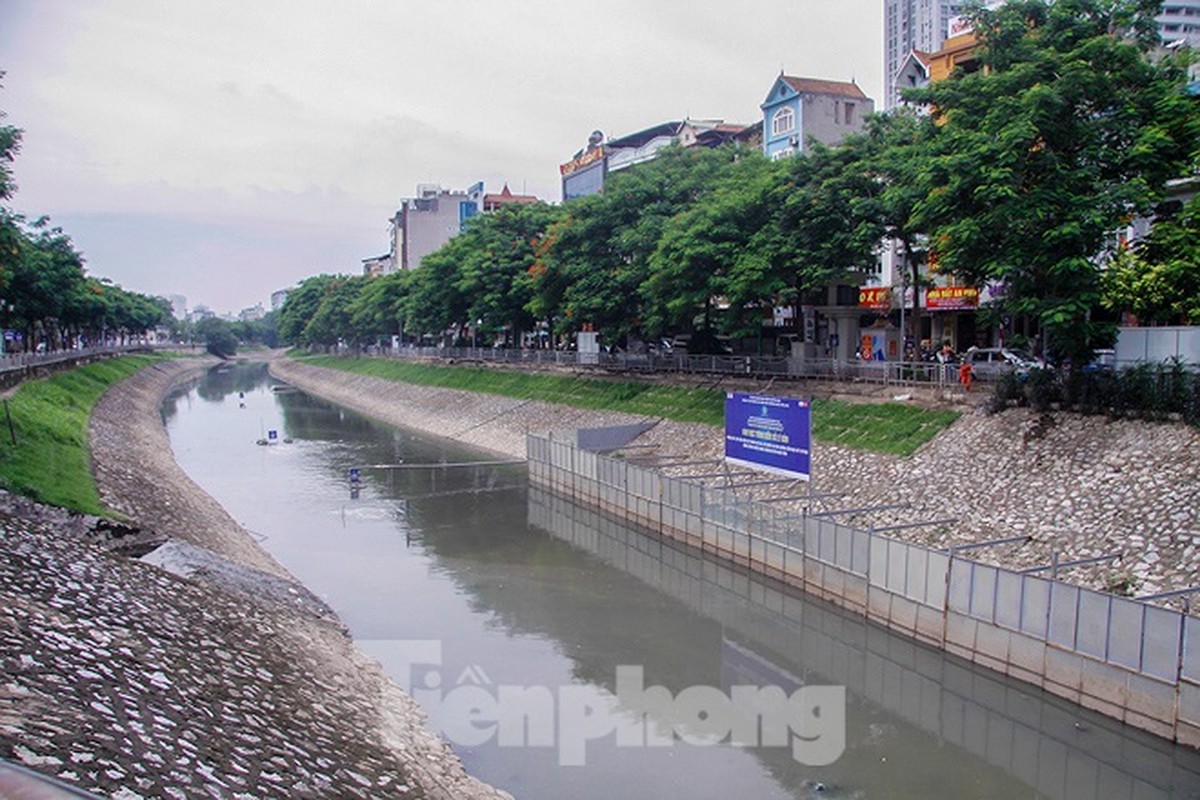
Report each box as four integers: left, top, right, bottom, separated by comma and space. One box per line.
0, 354, 165, 514
296, 354, 959, 456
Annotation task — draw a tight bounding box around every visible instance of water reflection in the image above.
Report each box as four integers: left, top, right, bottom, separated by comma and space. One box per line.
527, 487, 1200, 799
162, 362, 1200, 800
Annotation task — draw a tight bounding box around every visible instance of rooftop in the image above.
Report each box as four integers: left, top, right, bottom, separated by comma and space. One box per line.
779, 75, 869, 100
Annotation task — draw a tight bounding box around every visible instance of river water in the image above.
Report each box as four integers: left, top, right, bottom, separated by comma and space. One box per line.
161, 363, 1200, 800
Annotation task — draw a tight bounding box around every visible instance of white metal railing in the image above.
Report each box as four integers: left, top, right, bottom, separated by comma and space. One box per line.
0, 344, 157, 374
311, 344, 964, 388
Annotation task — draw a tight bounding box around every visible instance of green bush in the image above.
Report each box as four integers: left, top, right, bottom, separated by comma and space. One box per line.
1023, 368, 1061, 412
990, 359, 1200, 425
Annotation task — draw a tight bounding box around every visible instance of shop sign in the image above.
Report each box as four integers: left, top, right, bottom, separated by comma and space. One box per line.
560, 147, 604, 176
858, 287, 891, 310
926, 286, 979, 310
948, 15, 974, 36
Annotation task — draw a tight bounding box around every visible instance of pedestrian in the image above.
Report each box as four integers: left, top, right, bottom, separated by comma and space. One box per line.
958, 359, 973, 391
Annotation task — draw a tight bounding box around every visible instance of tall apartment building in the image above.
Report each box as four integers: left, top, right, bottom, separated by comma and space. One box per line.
884, 0, 970, 108
1160, 1, 1200, 46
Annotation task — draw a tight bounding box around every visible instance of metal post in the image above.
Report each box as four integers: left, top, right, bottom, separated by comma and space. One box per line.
808, 502, 912, 519
943, 534, 1031, 555
1019, 552, 1122, 577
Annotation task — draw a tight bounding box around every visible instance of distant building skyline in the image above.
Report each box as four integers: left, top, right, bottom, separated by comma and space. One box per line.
883, 0, 971, 109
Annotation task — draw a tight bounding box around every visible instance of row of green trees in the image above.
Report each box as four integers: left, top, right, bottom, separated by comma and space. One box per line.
275, 0, 1195, 364
1, 75, 170, 353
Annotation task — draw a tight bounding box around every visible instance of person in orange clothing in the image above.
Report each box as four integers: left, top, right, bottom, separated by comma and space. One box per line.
958, 359, 973, 391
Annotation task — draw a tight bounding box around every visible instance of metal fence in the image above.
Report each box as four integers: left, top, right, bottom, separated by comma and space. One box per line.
949, 558, 1183, 683
527, 432, 1199, 742
1116, 325, 1200, 367
0, 344, 155, 374
527, 486, 1200, 800
0, 344, 159, 392
327, 343, 963, 388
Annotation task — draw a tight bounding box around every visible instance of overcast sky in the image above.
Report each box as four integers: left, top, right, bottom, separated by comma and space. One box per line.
0, 1, 883, 315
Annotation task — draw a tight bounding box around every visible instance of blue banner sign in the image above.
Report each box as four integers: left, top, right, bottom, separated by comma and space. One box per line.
724, 392, 811, 480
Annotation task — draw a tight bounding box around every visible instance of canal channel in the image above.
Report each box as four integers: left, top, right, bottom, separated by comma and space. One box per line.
161, 362, 1200, 799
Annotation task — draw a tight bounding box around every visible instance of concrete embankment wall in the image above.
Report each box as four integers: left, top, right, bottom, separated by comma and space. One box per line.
527, 433, 1200, 749
527, 485, 1200, 797
268, 357, 657, 460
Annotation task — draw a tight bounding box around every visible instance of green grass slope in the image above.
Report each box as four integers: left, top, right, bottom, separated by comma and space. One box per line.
297, 355, 959, 456
0, 355, 164, 514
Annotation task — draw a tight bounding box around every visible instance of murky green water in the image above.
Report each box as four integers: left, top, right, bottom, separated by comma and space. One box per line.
162, 363, 1200, 800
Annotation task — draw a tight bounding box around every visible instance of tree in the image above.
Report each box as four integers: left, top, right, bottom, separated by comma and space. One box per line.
1, 75, 23, 318
302, 276, 368, 347
0, 73, 18, 204
194, 316, 238, 358
767, 142, 887, 320
0, 78, 166, 351
455, 202, 564, 346
645, 154, 783, 339
405, 236, 474, 342
9, 218, 87, 350
348, 270, 412, 343
1102, 194, 1200, 324
646, 143, 884, 345
231, 310, 280, 348
278, 275, 340, 345
533, 144, 743, 344
851, 110, 941, 345
909, 0, 1200, 364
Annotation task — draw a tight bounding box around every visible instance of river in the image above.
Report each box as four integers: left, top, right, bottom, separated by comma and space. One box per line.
160, 362, 1200, 799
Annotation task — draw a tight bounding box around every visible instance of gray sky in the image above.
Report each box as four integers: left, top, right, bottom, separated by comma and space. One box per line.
0, 0, 883, 315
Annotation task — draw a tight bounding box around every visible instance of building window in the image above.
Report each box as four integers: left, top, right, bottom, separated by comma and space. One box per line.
771, 106, 795, 137
844, 102, 856, 125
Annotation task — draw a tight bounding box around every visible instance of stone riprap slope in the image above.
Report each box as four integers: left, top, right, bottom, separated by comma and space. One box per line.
269, 357, 655, 459
273, 357, 1200, 603
90, 360, 292, 579
1, 359, 510, 799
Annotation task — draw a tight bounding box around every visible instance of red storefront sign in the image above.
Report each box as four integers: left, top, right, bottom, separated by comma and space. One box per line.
926, 286, 979, 310
560, 147, 604, 176
858, 287, 891, 310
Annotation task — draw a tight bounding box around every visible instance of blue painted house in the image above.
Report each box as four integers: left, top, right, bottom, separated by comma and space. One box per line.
761, 75, 873, 160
